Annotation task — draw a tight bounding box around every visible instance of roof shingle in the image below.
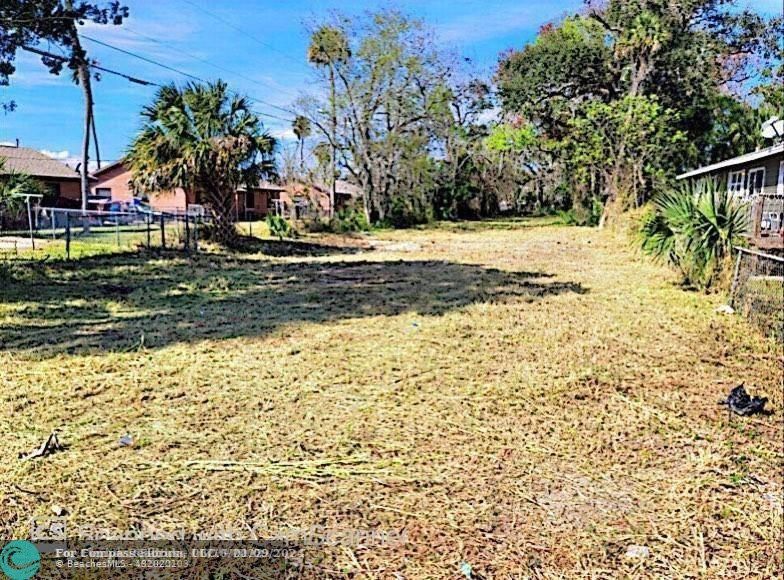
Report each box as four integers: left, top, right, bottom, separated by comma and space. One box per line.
0, 145, 81, 180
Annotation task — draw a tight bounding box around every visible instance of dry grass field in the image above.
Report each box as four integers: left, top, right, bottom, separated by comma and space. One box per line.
1, 220, 782, 577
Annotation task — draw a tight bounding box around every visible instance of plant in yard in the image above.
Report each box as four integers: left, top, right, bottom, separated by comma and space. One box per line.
0, 159, 45, 227
331, 207, 370, 233
126, 80, 277, 245
639, 178, 747, 289
266, 214, 296, 240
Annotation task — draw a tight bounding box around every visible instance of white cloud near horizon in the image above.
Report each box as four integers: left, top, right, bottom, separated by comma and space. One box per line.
271, 127, 297, 141
39, 149, 70, 160
435, 2, 574, 44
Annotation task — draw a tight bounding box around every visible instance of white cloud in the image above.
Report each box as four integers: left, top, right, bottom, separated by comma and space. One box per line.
38, 150, 91, 170
271, 127, 297, 141
437, 7, 537, 44
40, 149, 70, 160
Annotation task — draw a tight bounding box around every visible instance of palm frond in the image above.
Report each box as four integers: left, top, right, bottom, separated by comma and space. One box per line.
640, 177, 747, 289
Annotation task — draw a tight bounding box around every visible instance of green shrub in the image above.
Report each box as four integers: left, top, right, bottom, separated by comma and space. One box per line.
556, 209, 578, 225
266, 214, 297, 239
638, 178, 747, 290
293, 209, 370, 234
557, 197, 603, 226
332, 207, 370, 233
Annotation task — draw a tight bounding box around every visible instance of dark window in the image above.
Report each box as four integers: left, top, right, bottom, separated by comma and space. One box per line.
41, 182, 60, 207
95, 187, 112, 198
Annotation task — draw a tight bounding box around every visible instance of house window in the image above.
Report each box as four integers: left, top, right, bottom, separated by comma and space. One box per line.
747, 167, 765, 199
94, 187, 112, 199
727, 170, 745, 199
41, 182, 60, 207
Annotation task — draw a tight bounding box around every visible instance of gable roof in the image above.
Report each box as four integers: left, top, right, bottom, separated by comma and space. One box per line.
311, 179, 363, 197
0, 145, 82, 180
676, 143, 784, 180
92, 158, 127, 176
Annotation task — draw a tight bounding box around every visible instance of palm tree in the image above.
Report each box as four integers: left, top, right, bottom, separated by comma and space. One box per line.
291, 115, 312, 174
308, 25, 350, 217
639, 178, 748, 289
126, 81, 277, 245
0, 159, 45, 231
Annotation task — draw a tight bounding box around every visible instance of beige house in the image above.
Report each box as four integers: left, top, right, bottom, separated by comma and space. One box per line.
677, 143, 783, 250
677, 143, 784, 200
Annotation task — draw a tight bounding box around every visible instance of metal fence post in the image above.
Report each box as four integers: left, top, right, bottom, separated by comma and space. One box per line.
26, 196, 35, 251
146, 214, 151, 250
194, 217, 199, 252
160, 213, 166, 249
728, 248, 743, 308
184, 215, 190, 253
65, 212, 71, 260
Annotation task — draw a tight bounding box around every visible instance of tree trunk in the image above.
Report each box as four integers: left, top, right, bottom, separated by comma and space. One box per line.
206, 189, 238, 246
329, 67, 337, 219
64, 1, 92, 216
77, 61, 93, 215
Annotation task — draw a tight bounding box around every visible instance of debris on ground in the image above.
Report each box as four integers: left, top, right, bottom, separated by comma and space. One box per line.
459, 561, 485, 579
19, 431, 63, 461
624, 545, 651, 560
118, 434, 134, 447
51, 505, 67, 516
719, 384, 769, 416
715, 304, 735, 314
459, 561, 473, 578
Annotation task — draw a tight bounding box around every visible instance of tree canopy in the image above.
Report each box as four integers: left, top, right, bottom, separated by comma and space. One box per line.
495, 0, 783, 224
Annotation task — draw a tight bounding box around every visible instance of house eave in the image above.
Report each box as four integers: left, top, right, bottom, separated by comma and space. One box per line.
676, 143, 784, 180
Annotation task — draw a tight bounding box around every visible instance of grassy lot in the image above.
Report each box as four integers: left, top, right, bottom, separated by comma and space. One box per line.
1, 220, 781, 577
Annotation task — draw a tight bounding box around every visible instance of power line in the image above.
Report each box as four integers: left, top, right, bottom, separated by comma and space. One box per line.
121, 25, 301, 100
81, 33, 206, 83
177, 0, 311, 73
79, 33, 297, 124
21, 44, 158, 86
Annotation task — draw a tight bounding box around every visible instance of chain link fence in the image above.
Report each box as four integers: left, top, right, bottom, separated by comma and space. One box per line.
729, 246, 784, 341
0, 207, 204, 261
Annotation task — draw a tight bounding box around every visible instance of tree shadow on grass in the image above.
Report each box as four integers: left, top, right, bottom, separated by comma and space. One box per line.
229, 236, 369, 257
0, 252, 587, 357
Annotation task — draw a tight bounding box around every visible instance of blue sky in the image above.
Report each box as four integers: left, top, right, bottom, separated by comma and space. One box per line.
1, 0, 780, 165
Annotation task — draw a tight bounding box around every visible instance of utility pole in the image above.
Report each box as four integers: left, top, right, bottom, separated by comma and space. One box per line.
64, 0, 94, 214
